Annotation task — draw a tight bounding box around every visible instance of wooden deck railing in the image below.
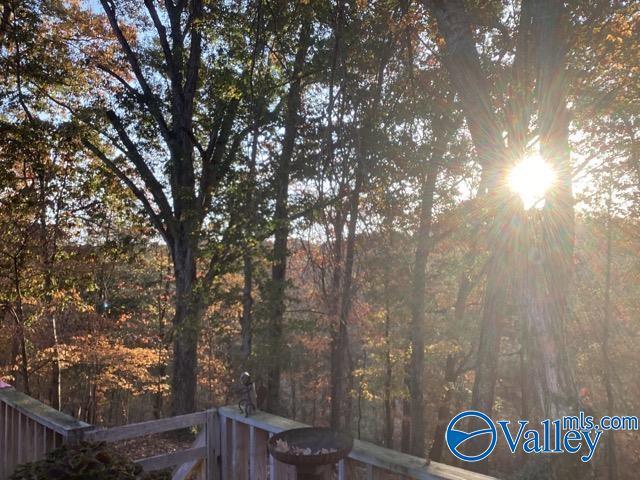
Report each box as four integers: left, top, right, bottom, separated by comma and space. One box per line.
1, 384, 496, 480
0, 384, 215, 480
0, 385, 90, 480
218, 406, 496, 480
82, 409, 217, 479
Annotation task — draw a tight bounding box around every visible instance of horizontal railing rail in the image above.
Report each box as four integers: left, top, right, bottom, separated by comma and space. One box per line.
83, 411, 208, 443
82, 408, 218, 479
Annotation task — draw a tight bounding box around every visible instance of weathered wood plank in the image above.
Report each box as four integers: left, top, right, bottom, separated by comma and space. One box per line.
256, 427, 269, 480
171, 429, 205, 480
42, 422, 47, 456
9, 405, 17, 476
219, 407, 306, 435
17, 409, 23, 466
249, 426, 256, 480
349, 438, 496, 480
206, 409, 220, 480
0, 402, 5, 480
338, 459, 346, 480
135, 446, 207, 472
0, 387, 89, 437
268, 432, 275, 480
233, 420, 249, 480
221, 416, 230, 479
83, 411, 207, 443
249, 426, 269, 480
231, 420, 238, 479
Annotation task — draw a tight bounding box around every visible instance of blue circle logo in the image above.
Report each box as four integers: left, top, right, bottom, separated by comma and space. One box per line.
445, 410, 497, 462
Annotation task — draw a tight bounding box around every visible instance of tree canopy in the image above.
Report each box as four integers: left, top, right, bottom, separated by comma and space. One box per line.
0, 1, 638, 478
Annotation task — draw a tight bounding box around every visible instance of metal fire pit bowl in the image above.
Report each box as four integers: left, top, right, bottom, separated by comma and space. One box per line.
268, 427, 353, 479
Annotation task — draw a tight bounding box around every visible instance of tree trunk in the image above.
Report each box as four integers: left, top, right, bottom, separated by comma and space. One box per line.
50, 317, 61, 409
429, 354, 457, 462
601, 179, 618, 480
401, 397, 411, 453
356, 349, 367, 439
291, 378, 297, 419
602, 176, 617, 480
12, 257, 29, 395
329, 22, 392, 432
16, 316, 29, 395
470, 227, 507, 417
468, 192, 520, 473
265, 19, 312, 414
422, 3, 540, 473
531, 0, 579, 420
170, 236, 200, 415
330, 156, 362, 432
154, 257, 170, 419
39, 172, 62, 410
526, 3, 581, 477
240, 124, 259, 365
95, 0, 243, 418
407, 155, 439, 456
241, 1, 266, 368
382, 264, 394, 448
419, 5, 509, 466
423, 0, 505, 172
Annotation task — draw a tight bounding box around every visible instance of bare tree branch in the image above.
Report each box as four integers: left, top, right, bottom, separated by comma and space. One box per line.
184, 0, 202, 110
105, 110, 175, 229
197, 100, 239, 216
143, 0, 177, 80
82, 139, 173, 246
99, 0, 172, 143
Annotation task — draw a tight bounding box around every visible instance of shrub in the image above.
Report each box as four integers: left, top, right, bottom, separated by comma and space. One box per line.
10, 441, 171, 480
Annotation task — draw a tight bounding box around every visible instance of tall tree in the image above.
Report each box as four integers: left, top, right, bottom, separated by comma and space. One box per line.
265, 14, 313, 414
526, 0, 579, 420
83, 0, 248, 414
422, 1, 581, 472
422, 3, 516, 464
407, 119, 445, 456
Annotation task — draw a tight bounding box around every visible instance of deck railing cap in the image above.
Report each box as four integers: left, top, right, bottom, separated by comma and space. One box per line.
0, 386, 90, 437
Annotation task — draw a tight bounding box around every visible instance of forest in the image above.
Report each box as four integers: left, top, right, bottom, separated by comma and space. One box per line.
0, 0, 638, 479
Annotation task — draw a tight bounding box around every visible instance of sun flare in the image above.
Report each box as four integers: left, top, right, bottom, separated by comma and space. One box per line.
507, 153, 556, 209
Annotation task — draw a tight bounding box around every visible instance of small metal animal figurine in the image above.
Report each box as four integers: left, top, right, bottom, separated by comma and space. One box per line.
238, 371, 257, 417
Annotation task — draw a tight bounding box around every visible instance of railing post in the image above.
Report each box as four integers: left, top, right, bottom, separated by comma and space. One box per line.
338, 459, 346, 480
231, 420, 249, 480
220, 415, 229, 479
366, 463, 373, 479
249, 426, 255, 480
206, 409, 221, 480
17, 409, 23, 467
0, 401, 5, 480
249, 426, 268, 480
268, 432, 275, 480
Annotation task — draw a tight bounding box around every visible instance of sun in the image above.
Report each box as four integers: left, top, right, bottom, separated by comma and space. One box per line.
507, 153, 556, 209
